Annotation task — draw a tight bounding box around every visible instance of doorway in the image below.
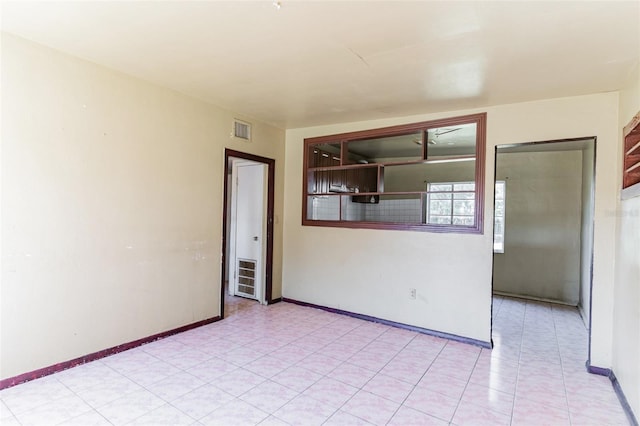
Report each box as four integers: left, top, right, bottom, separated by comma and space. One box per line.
491, 137, 596, 358
221, 149, 275, 319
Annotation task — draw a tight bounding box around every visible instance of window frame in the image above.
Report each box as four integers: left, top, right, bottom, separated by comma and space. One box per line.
302, 113, 487, 233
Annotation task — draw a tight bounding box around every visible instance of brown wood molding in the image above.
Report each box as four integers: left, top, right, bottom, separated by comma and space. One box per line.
0, 316, 221, 390
304, 113, 486, 146
282, 297, 491, 349
301, 113, 487, 234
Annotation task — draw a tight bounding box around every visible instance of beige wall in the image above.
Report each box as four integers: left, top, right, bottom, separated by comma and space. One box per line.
384, 160, 476, 192
579, 142, 595, 325
494, 151, 583, 304
0, 34, 286, 379
613, 65, 640, 420
283, 92, 619, 363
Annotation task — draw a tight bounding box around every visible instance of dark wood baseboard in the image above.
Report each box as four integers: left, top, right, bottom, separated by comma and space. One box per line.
0, 315, 221, 390
282, 297, 491, 349
610, 371, 639, 426
585, 361, 611, 377
586, 362, 639, 426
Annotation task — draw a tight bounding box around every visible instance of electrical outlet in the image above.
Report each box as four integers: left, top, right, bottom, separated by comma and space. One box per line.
410, 288, 417, 299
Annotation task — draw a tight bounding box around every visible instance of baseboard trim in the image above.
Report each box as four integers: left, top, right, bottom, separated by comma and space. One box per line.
586, 363, 639, 426
0, 315, 221, 390
610, 371, 639, 426
268, 297, 282, 305
585, 361, 611, 377
282, 297, 491, 349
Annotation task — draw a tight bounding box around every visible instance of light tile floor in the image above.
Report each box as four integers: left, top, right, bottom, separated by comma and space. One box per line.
0, 296, 631, 425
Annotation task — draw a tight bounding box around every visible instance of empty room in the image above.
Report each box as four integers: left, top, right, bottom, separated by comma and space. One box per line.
1, 1, 639, 425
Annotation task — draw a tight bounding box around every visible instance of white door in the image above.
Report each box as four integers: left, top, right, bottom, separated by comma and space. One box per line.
230, 161, 266, 302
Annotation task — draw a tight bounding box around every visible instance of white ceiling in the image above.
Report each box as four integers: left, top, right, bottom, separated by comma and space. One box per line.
2, 1, 639, 129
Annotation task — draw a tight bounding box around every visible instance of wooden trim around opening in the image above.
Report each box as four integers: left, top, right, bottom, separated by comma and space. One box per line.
222, 149, 276, 319
301, 113, 487, 234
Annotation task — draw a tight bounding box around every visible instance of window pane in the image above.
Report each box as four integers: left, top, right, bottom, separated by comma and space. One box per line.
453, 192, 475, 200
453, 200, 475, 215
429, 200, 452, 215
453, 183, 475, 191
494, 180, 506, 253
428, 215, 452, 225
495, 182, 505, 199
429, 192, 452, 200
429, 184, 453, 192
452, 216, 474, 225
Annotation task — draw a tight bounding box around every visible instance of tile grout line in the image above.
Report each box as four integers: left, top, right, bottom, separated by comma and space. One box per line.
507, 298, 528, 426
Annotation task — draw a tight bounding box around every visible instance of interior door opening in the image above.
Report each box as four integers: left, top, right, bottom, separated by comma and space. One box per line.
491, 137, 596, 361
222, 149, 275, 319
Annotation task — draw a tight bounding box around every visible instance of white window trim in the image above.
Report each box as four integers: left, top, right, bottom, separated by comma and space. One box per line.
425, 183, 475, 226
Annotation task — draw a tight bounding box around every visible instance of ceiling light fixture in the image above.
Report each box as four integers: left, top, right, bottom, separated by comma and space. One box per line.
273, 1, 281, 10
435, 127, 461, 136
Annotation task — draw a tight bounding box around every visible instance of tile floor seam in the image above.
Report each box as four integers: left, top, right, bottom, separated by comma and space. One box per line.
551, 302, 575, 425
508, 296, 528, 426
446, 341, 483, 425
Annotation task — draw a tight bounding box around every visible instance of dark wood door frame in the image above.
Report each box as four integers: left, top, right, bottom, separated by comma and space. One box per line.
221, 149, 276, 319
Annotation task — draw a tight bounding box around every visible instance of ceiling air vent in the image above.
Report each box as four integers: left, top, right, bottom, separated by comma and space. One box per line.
233, 119, 252, 141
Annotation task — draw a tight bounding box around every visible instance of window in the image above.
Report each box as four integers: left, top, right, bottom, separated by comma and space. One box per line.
425, 181, 505, 252
426, 182, 476, 225
303, 113, 487, 233
493, 181, 506, 252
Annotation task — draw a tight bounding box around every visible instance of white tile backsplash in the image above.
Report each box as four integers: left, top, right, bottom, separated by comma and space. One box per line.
308, 197, 422, 224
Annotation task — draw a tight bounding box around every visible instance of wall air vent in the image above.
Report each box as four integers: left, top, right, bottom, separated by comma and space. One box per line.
237, 259, 256, 296
233, 119, 252, 141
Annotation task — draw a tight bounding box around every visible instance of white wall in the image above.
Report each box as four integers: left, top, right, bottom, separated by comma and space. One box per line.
493, 151, 583, 304
283, 92, 619, 363
0, 34, 286, 379
612, 65, 640, 421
